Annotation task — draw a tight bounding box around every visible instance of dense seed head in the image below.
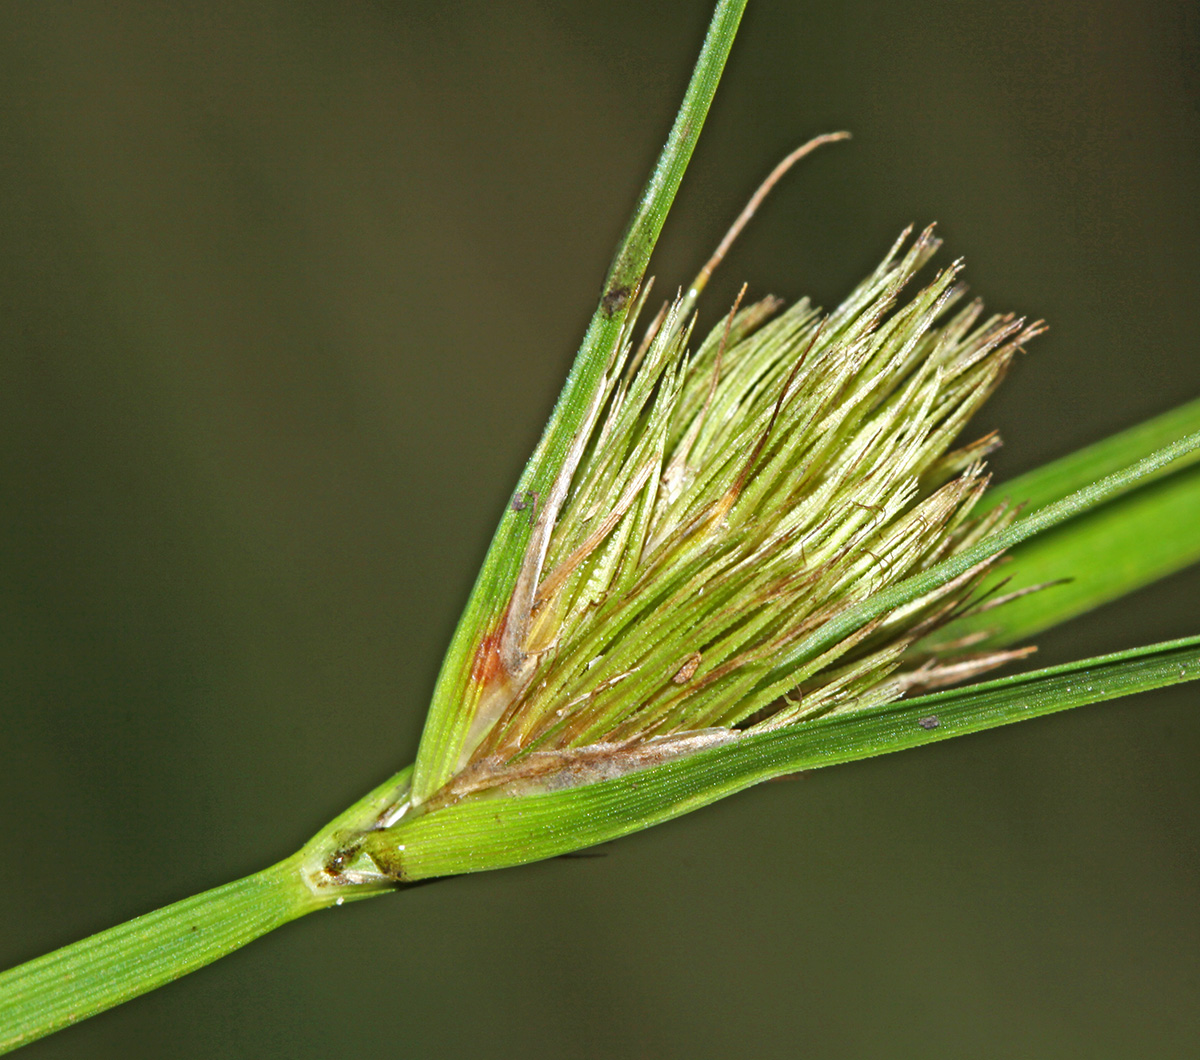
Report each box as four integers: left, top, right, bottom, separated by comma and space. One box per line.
455, 228, 1042, 784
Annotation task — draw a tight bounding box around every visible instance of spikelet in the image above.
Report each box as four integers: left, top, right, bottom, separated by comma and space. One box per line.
432, 227, 1042, 807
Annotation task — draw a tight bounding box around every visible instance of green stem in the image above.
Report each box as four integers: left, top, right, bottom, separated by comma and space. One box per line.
0, 856, 321, 1054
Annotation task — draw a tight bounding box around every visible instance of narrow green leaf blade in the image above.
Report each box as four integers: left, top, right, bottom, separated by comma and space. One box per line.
952, 462, 1200, 645
939, 396, 1200, 644
985, 395, 1200, 514
411, 0, 748, 802
368, 635, 1200, 880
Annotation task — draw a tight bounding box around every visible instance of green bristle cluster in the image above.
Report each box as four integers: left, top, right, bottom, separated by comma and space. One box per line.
467, 227, 1042, 769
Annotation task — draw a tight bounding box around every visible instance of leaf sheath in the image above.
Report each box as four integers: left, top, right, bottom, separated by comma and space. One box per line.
366, 635, 1200, 881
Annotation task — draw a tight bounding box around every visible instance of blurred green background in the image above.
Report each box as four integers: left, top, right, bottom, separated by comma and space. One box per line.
2, 2, 1199, 1057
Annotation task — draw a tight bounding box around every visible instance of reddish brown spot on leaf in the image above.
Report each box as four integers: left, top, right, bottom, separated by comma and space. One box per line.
470, 612, 510, 688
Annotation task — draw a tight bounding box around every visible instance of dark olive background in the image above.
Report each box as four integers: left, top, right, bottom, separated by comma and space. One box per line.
3, 3, 1199, 1057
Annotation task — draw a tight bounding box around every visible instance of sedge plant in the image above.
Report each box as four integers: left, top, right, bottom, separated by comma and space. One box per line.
3, 0, 1200, 1051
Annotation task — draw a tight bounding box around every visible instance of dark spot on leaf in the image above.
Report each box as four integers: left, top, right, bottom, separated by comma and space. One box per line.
511, 490, 540, 526
601, 283, 632, 317
918, 715, 940, 730
324, 842, 362, 878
